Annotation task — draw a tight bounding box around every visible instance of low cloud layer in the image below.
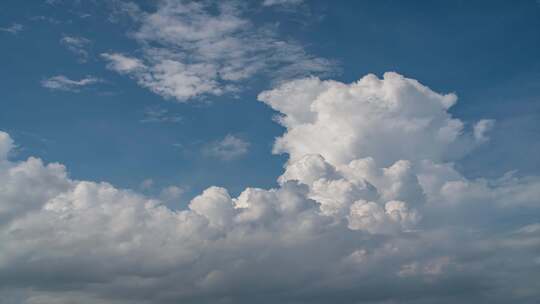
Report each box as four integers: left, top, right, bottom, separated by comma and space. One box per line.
262, 0, 304, 7
1, 73, 539, 303
102, 0, 337, 102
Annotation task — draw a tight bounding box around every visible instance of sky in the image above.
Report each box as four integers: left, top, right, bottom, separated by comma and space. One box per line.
0, 0, 539, 303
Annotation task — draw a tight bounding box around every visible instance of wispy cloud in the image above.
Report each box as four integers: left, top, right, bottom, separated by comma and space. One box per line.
140, 107, 183, 123
102, 0, 337, 102
60, 35, 91, 62
41, 75, 101, 92
203, 134, 250, 160
0, 23, 23, 34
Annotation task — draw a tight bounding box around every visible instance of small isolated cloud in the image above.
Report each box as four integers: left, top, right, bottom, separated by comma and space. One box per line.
204, 134, 250, 160
41, 75, 101, 92
473, 119, 496, 143
101, 53, 144, 73
60, 35, 91, 62
0, 23, 23, 34
262, 0, 304, 6
140, 107, 182, 123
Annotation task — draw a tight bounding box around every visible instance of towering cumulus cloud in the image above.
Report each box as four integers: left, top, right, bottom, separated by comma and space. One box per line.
1, 73, 540, 303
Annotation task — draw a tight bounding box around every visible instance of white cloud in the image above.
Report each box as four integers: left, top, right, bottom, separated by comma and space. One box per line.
203, 134, 250, 160
0, 23, 23, 34
473, 119, 495, 143
60, 35, 91, 62
102, 0, 337, 102
1, 73, 540, 303
101, 53, 144, 73
41, 75, 101, 92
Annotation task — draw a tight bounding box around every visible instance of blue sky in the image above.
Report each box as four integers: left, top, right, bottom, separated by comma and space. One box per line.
1, 1, 540, 303
2, 0, 539, 200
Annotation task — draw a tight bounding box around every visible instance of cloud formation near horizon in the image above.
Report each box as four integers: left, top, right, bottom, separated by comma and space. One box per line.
1, 72, 539, 303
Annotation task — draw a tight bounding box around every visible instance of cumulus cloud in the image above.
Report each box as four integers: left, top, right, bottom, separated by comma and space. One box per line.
41, 75, 101, 92
60, 35, 91, 62
102, 0, 337, 101
203, 134, 250, 160
1, 73, 540, 303
259, 72, 488, 167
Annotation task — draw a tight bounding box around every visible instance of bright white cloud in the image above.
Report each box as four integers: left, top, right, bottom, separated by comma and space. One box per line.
41, 75, 101, 92
473, 118, 496, 143
0, 131, 14, 160
101, 53, 144, 73
140, 107, 182, 123
102, 0, 337, 101
1, 73, 540, 303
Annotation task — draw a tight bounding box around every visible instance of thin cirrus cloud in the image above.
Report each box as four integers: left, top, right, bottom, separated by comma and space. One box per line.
203, 134, 250, 160
0, 23, 23, 34
101, 0, 338, 102
1, 72, 539, 303
41, 75, 101, 92
60, 35, 91, 62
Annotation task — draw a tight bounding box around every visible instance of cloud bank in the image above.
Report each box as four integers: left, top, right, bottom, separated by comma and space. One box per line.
203, 134, 250, 161
102, 0, 337, 102
1, 72, 540, 303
